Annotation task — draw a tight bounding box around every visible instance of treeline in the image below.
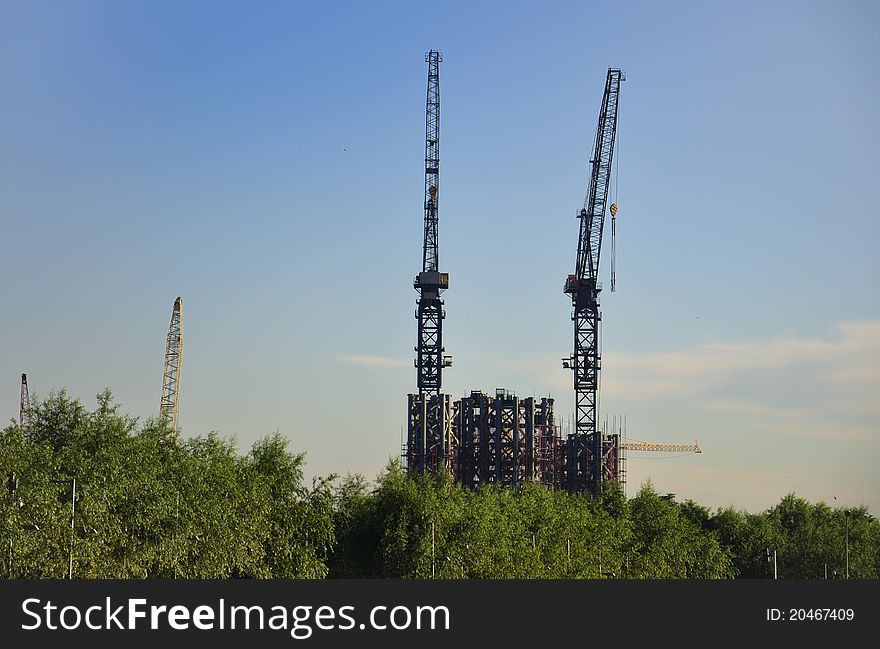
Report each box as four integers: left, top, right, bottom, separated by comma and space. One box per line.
2, 391, 333, 578
1, 391, 877, 579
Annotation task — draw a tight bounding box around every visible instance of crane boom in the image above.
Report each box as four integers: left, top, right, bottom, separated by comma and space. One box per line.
159, 297, 183, 431
422, 50, 441, 275
622, 440, 701, 453
576, 69, 623, 284
563, 69, 624, 495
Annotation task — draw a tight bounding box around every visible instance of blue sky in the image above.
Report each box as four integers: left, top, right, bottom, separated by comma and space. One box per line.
1, 1, 878, 513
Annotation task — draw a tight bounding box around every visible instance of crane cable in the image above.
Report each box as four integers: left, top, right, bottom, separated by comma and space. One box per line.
610, 99, 620, 292
614, 96, 620, 206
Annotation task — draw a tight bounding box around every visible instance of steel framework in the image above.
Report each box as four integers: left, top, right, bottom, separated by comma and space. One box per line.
535, 397, 564, 488
455, 390, 488, 487
19, 373, 30, 429
453, 390, 562, 489
563, 68, 624, 495
408, 50, 453, 475
448, 392, 698, 493
159, 296, 183, 431
492, 391, 524, 487
407, 393, 456, 474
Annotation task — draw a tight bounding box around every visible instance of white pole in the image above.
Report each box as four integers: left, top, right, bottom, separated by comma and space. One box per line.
845, 512, 850, 579
68, 478, 76, 580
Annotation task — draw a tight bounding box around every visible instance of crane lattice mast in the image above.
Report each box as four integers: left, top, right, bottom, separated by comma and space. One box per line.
159, 297, 183, 431
19, 373, 31, 428
563, 69, 624, 495
414, 50, 449, 396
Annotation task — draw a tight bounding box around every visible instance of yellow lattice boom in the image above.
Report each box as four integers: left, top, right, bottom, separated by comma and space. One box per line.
621, 439, 701, 453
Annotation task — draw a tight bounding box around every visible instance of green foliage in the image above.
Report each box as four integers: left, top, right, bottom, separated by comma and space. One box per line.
708, 493, 879, 578
328, 465, 734, 579
1, 391, 332, 579
328, 471, 877, 580
3, 392, 877, 579
626, 485, 733, 578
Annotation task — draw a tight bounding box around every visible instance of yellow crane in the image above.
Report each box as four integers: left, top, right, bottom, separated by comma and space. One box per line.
622, 439, 701, 454
159, 297, 183, 431
618, 436, 701, 494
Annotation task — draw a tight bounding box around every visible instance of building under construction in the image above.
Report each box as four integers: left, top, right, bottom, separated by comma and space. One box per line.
408, 388, 565, 490
454, 390, 562, 489
405, 53, 699, 494
403, 52, 611, 493
409, 388, 626, 492
403, 54, 619, 494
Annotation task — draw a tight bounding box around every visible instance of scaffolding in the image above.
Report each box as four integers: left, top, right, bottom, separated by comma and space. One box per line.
406, 393, 456, 475
407, 389, 565, 490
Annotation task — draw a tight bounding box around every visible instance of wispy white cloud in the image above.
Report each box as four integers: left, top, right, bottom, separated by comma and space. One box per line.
761, 420, 877, 443
335, 354, 408, 368
603, 320, 880, 401
630, 463, 814, 510
698, 397, 804, 419
442, 322, 880, 509
478, 320, 880, 446
597, 320, 880, 444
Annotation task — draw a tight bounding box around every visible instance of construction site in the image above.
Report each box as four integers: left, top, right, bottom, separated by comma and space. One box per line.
4, 8, 879, 629
13, 52, 700, 499
404, 52, 699, 495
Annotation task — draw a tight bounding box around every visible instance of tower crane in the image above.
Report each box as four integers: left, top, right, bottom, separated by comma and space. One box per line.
407, 50, 453, 474
159, 297, 183, 432
414, 50, 450, 396
562, 68, 624, 495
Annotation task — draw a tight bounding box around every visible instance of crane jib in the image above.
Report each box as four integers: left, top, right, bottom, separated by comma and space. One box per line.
422, 51, 442, 276
575, 69, 623, 285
